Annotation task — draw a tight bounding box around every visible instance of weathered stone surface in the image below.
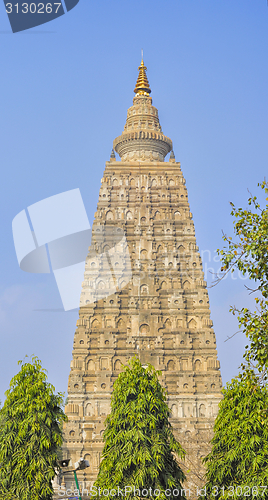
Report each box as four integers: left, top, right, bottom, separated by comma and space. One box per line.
60, 61, 222, 497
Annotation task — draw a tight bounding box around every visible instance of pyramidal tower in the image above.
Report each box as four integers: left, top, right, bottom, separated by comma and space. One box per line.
62, 59, 222, 493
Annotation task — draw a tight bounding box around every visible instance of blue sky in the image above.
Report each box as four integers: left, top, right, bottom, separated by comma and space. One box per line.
0, 0, 267, 402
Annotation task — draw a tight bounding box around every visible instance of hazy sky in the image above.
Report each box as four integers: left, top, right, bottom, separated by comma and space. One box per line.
0, 0, 267, 403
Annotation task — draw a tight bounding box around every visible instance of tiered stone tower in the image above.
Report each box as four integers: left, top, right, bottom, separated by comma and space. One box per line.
62, 59, 222, 494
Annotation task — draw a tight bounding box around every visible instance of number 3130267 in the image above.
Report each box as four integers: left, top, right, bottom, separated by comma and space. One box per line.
6, 3, 62, 14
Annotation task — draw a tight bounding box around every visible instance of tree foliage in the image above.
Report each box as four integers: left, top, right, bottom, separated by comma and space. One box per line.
218, 180, 268, 378
201, 372, 268, 499
202, 181, 268, 497
0, 356, 67, 500
95, 357, 186, 500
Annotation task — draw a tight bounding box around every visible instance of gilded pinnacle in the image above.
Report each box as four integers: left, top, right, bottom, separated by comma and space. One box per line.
134, 59, 151, 96
114, 58, 172, 161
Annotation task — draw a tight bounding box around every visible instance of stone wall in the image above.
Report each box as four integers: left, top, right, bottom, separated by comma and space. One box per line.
60, 158, 222, 497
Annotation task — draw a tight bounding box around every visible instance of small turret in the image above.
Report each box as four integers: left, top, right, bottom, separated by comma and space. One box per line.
113, 58, 172, 162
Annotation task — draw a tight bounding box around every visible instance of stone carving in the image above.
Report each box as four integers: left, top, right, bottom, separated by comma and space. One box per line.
61, 60, 222, 496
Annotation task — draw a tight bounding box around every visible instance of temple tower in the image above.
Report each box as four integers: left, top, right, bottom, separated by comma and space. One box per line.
62, 60, 222, 493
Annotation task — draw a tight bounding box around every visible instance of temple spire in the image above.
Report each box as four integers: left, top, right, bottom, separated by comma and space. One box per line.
113, 57, 172, 161
134, 56, 151, 96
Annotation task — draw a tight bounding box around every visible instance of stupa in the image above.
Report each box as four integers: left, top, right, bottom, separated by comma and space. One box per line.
61, 59, 222, 495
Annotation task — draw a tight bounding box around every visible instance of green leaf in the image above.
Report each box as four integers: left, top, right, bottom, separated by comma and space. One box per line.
95, 357, 186, 500
0, 356, 67, 500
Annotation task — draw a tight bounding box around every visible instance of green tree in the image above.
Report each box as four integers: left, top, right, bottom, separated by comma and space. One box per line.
201, 372, 268, 499
202, 181, 268, 497
0, 356, 67, 500
217, 179, 268, 378
95, 357, 186, 500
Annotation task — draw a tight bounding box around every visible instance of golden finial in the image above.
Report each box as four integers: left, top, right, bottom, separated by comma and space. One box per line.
134, 52, 151, 96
